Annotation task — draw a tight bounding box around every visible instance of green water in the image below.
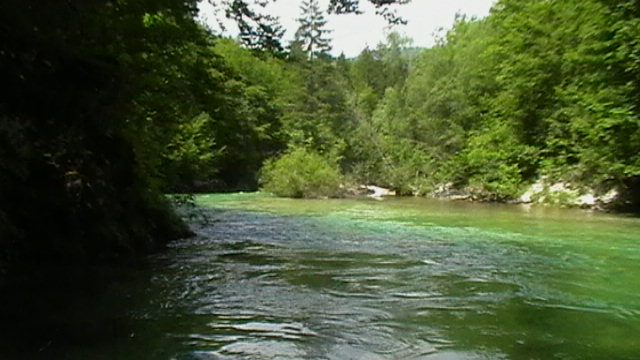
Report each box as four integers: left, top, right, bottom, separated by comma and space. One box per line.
8, 192, 640, 359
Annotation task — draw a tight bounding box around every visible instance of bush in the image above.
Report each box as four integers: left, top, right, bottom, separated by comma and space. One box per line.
259, 147, 345, 198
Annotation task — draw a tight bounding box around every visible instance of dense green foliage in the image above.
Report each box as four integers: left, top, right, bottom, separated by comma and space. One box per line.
335, 0, 640, 204
0, 0, 201, 280
260, 147, 344, 198
2, 0, 640, 283
250, 0, 640, 205
0, 0, 413, 281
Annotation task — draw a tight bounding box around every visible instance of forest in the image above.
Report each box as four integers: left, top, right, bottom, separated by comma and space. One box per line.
1, 0, 640, 282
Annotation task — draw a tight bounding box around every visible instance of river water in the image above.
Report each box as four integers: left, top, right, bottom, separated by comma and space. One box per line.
9, 193, 640, 359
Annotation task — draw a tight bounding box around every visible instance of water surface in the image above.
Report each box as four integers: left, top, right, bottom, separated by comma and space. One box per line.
12, 193, 640, 359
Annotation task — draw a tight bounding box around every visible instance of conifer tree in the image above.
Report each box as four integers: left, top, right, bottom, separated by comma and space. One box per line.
293, 0, 332, 59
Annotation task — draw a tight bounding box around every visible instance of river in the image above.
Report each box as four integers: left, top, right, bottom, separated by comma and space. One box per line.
6, 193, 640, 359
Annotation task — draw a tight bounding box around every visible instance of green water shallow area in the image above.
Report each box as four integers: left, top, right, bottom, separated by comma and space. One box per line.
193, 192, 640, 359
6, 192, 640, 360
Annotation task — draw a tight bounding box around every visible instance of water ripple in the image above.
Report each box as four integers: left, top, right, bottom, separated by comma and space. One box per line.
145, 206, 640, 360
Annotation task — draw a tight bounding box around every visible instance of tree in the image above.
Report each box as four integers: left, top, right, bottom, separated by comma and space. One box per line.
293, 0, 333, 59
278, 3, 352, 161
342, 33, 415, 190
328, 0, 410, 24
260, 146, 345, 198
223, 0, 286, 54
279, 56, 353, 158
208, 0, 409, 53
0, 0, 201, 278
210, 38, 293, 188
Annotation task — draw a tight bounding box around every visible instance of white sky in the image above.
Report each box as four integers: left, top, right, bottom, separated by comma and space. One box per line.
198, 0, 496, 57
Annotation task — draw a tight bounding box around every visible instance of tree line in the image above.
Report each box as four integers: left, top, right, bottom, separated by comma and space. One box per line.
1, 0, 639, 281
261, 0, 640, 207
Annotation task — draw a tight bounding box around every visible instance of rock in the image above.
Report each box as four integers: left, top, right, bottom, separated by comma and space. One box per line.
430, 182, 471, 199
519, 181, 545, 203
518, 179, 625, 209
600, 188, 619, 204
576, 193, 597, 206
549, 182, 571, 193
363, 185, 395, 198
435, 182, 455, 194
449, 194, 471, 201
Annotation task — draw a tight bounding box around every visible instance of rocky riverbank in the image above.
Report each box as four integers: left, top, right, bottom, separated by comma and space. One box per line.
427, 178, 624, 211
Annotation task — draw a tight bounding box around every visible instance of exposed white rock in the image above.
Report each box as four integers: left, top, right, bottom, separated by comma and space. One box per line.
600, 188, 619, 204
519, 192, 533, 203
549, 182, 572, 193
576, 193, 597, 206
364, 185, 395, 198
531, 183, 545, 193
519, 181, 545, 203
520, 178, 626, 208
435, 182, 454, 193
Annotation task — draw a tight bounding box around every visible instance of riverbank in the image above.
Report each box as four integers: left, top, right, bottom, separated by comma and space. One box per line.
424, 179, 635, 212
343, 180, 637, 213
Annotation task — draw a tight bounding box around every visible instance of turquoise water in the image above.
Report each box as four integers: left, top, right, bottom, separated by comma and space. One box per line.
10, 192, 640, 359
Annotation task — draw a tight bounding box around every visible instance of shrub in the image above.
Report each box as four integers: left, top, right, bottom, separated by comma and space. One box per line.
259, 147, 344, 198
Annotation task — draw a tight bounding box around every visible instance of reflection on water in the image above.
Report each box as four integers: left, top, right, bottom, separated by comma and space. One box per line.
5, 193, 640, 359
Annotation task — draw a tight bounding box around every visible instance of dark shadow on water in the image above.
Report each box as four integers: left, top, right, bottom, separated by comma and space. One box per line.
0, 263, 156, 360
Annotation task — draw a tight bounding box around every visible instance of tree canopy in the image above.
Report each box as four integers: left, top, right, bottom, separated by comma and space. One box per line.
2, 0, 640, 285
293, 0, 333, 59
